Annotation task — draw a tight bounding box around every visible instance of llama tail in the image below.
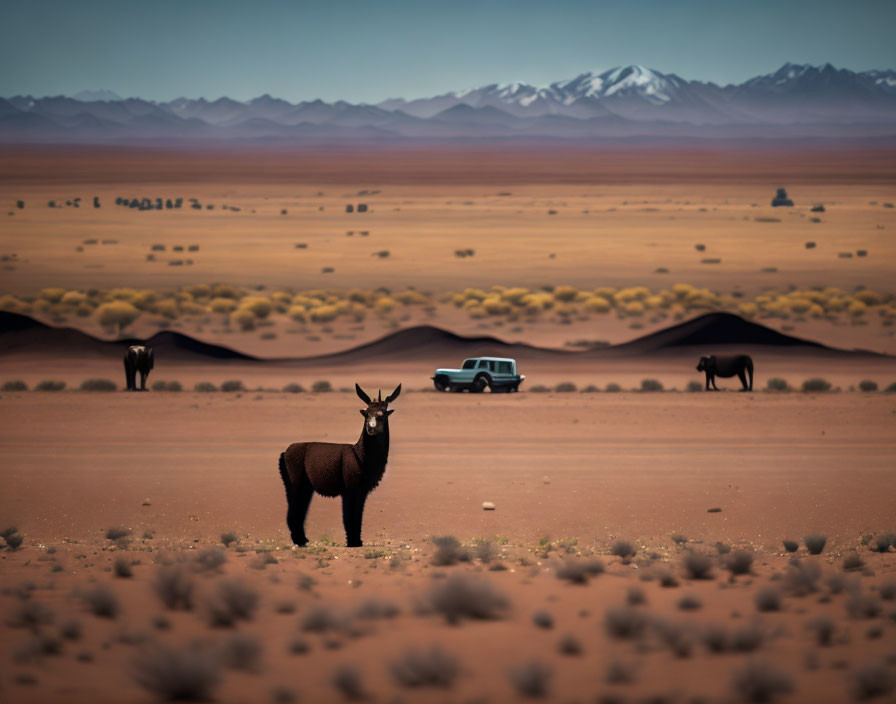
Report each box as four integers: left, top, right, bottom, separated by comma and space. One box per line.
746, 358, 754, 390
278, 452, 291, 498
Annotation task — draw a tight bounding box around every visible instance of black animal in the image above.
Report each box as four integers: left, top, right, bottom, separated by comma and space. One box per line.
696, 354, 753, 391
279, 383, 400, 547
124, 345, 154, 391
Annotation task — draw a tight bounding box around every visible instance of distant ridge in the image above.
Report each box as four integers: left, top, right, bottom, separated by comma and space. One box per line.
0, 311, 256, 361
0, 311, 887, 364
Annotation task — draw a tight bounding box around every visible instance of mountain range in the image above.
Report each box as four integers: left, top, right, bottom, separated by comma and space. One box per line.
2, 63, 895, 143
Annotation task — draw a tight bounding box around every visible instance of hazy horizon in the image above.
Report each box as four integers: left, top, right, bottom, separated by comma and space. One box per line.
1, 0, 894, 103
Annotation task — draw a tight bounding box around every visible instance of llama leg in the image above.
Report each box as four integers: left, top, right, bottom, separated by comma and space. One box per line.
287, 471, 313, 547
342, 491, 367, 547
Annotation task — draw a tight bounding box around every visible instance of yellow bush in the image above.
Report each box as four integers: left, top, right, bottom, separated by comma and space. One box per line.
108, 288, 139, 302
61, 290, 86, 305
624, 301, 645, 316
241, 296, 273, 319
395, 290, 428, 305
593, 286, 617, 299
466, 305, 487, 319
583, 296, 611, 313
347, 289, 370, 304
185, 284, 212, 299
614, 286, 650, 304
375, 297, 396, 313
462, 288, 487, 302
808, 304, 825, 318
350, 302, 367, 322
854, 290, 882, 306
500, 287, 530, 305
210, 297, 237, 314
310, 305, 339, 322
180, 301, 207, 316
738, 302, 758, 317
520, 292, 554, 312
287, 306, 307, 323
132, 291, 158, 310
553, 285, 578, 302
787, 298, 812, 314
645, 294, 665, 309
482, 297, 510, 315
231, 308, 255, 331
672, 283, 696, 300
154, 299, 179, 319
0, 294, 29, 312
451, 293, 465, 308
848, 300, 867, 317
40, 288, 66, 303
96, 300, 140, 331
213, 284, 240, 299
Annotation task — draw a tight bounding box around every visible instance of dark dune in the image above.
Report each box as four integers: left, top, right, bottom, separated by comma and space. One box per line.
0, 311, 256, 361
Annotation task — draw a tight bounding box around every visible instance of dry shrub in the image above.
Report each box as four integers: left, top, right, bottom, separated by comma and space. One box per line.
556, 557, 605, 584
754, 586, 781, 612
80, 584, 120, 619
220, 532, 238, 547
682, 550, 714, 580
332, 664, 365, 700
194, 382, 218, 393
430, 536, 469, 566
532, 609, 554, 629
80, 378, 117, 391
3, 380, 27, 391
731, 658, 793, 703
783, 559, 821, 596
850, 662, 894, 701
604, 606, 648, 640
859, 380, 878, 392
355, 598, 399, 620
802, 378, 831, 393
132, 642, 221, 701
106, 526, 130, 540
782, 539, 799, 553
220, 631, 262, 672
626, 586, 646, 606
6, 600, 54, 630
300, 604, 341, 632
806, 616, 835, 646
508, 660, 552, 699
766, 377, 790, 392
727, 550, 754, 576
220, 380, 245, 393
113, 556, 133, 578
556, 633, 582, 656
804, 534, 827, 554
846, 590, 882, 619
390, 645, 459, 688
554, 381, 577, 392
677, 593, 702, 611
195, 548, 227, 572
153, 565, 195, 610
605, 382, 622, 392
843, 551, 865, 571
207, 578, 259, 627
611, 540, 637, 561
36, 380, 65, 391
282, 383, 306, 393
640, 378, 664, 392
426, 574, 509, 624
312, 380, 332, 393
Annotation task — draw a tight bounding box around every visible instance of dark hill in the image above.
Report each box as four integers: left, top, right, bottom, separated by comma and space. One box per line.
0, 311, 255, 361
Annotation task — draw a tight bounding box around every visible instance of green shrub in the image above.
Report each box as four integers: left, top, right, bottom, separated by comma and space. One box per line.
194, 382, 219, 392
80, 378, 117, 392
220, 380, 246, 393
36, 380, 66, 392
766, 378, 789, 392
2, 380, 27, 391
311, 380, 332, 393
802, 378, 831, 393
640, 379, 663, 392
858, 380, 878, 392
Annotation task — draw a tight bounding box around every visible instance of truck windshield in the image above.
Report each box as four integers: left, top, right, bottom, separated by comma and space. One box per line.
462, 359, 477, 370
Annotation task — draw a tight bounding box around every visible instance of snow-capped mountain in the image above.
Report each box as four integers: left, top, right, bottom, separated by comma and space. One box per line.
2, 63, 894, 143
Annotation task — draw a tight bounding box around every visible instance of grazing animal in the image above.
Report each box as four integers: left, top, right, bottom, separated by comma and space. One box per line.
124, 345, 154, 391
696, 354, 753, 391
279, 383, 401, 547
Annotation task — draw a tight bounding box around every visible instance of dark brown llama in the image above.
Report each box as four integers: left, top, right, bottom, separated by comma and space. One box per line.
278, 383, 401, 547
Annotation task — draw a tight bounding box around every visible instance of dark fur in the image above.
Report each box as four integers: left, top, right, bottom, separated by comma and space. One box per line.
279, 383, 400, 547
696, 354, 753, 391
124, 345, 154, 391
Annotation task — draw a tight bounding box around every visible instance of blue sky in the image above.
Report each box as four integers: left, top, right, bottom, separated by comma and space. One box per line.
1, 0, 894, 102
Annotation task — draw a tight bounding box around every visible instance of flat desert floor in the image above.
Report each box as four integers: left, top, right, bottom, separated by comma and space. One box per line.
1, 145, 895, 703
1, 391, 895, 703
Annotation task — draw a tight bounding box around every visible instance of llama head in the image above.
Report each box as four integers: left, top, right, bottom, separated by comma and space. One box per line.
356, 383, 401, 435
696, 355, 711, 372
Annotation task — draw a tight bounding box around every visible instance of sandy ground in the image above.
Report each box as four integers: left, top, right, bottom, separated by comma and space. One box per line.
1, 391, 895, 703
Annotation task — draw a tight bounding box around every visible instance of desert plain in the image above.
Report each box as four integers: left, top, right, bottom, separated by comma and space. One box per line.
1, 144, 895, 704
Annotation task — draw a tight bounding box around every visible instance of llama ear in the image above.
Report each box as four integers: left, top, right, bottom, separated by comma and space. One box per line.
385, 384, 401, 403
386, 409, 394, 416
355, 383, 371, 404
359, 409, 367, 417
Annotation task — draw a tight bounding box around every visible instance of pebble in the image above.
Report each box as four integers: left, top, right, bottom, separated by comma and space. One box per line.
141, 499, 151, 506
482, 501, 496, 511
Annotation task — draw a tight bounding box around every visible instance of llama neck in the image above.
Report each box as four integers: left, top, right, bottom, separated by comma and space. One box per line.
355, 423, 389, 467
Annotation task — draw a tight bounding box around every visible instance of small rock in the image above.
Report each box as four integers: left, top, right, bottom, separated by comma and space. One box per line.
141, 499, 151, 506
707, 507, 722, 513
482, 502, 496, 511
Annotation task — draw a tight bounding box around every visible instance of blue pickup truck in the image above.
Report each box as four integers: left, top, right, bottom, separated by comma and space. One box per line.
432, 357, 525, 393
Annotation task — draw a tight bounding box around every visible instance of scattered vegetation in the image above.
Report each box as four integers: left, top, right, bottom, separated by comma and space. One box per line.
2, 380, 27, 391
850, 662, 895, 701
604, 606, 648, 640
754, 586, 782, 612
132, 643, 221, 701
220, 632, 263, 672
555, 557, 605, 584
151, 380, 182, 391
804, 534, 827, 554
113, 556, 133, 578
425, 574, 509, 624
331, 664, 365, 700
312, 380, 333, 393
730, 659, 793, 703
153, 566, 195, 610
508, 661, 552, 699
80, 378, 117, 391
611, 539, 637, 561
682, 550, 713, 580
782, 539, 799, 553
532, 609, 554, 629
766, 378, 790, 392
220, 380, 246, 392
859, 380, 878, 392
431, 535, 469, 566
194, 382, 218, 392
726, 549, 754, 576
79, 584, 120, 619
802, 378, 832, 393
35, 380, 66, 391
390, 646, 459, 689
640, 378, 664, 392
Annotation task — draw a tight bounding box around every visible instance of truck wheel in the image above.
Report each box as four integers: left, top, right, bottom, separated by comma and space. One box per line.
433, 375, 449, 392
471, 375, 488, 393
511, 384, 519, 392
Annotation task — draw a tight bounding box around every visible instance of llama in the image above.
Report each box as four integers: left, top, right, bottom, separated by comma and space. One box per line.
124, 345, 154, 391
278, 383, 401, 547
